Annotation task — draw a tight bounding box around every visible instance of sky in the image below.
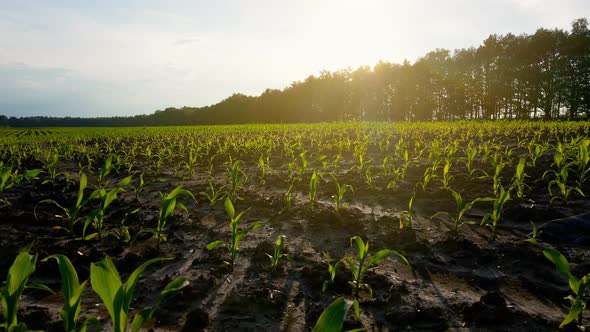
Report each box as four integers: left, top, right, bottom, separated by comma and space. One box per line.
0, 0, 588, 118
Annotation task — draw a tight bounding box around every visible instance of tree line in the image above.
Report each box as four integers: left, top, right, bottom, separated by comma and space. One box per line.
3, 18, 589, 127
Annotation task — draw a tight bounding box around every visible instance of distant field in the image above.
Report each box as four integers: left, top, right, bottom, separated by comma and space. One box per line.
1, 121, 589, 330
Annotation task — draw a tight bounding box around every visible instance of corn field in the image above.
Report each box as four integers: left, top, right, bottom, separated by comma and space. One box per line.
1, 121, 589, 331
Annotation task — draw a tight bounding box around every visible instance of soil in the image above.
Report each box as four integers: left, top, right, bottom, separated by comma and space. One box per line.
1, 132, 590, 331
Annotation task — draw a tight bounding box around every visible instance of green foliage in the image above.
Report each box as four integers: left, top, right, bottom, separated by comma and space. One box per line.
343, 236, 410, 298
322, 252, 341, 293
35, 172, 89, 234
1, 247, 52, 330
309, 170, 320, 209
90, 257, 188, 332
1, 248, 38, 329
431, 189, 476, 233
441, 159, 453, 189
331, 174, 354, 212
399, 192, 416, 230
147, 184, 196, 250
542, 248, 589, 329
42, 255, 96, 332
199, 179, 227, 208
311, 297, 360, 332
96, 155, 114, 189
511, 157, 529, 199
266, 235, 287, 270
226, 159, 248, 201
84, 175, 133, 241
480, 186, 511, 235
206, 197, 262, 269
0, 163, 17, 192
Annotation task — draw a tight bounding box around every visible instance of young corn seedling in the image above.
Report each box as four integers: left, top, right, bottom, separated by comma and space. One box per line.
96, 155, 114, 189
0, 163, 17, 193
386, 166, 404, 190
399, 192, 416, 230
226, 159, 248, 201
350, 150, 371, 174
90, 257, 188, 332
42, 254, 97, 332
441, 159, 453, 189
416, 167, 434, 192
344, 236, 411, 298
20, 168, 43, 183
199, 179, 228, 208
480, 186, 510, 235
130, 172, 145, 201
309, 170, 320, 209
490, 160, 507, 197
522, 221, 542, 246
298, 152, 310, 178
183, 148, 199, 178
207, 198, 262, 269
330, 174, 354, 212
1, 247, 53, 330
364, 166, 375, 189
112, 208, 140, 245
311, 297, 360, 332
576, 139, 590, 187
84, 175, 132, 241
42, 150, 62, 186
511, 157, 529, 199
431, 189, 477, 233
266, 235, 287, 270
322, 252, 341, 293
462, 142, 482, 177
35, 172, 89, 234
527, 140, 548, 167
257, 155, 272, 185
542, 247, 589, 329
547, 167, 585, 205
284, 180, 294, 210
144, 185, 196, 251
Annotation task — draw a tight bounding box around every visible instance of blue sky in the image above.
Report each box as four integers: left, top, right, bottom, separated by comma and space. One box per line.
1, 0, 588, 117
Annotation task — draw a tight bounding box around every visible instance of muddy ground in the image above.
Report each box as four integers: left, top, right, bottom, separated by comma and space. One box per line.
1, 152, 590, 331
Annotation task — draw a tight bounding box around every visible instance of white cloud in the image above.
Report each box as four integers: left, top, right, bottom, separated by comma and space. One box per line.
0, 0, 588, 117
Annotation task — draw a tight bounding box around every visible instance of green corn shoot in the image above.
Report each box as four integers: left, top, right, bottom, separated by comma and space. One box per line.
344, 236, 411, 298
35, 172, 89, 234
0, 164, 16, 192
90, 257, 188, 332
399, 192, 416, 230
309, 170, 319, 209
96, 155, 114, 189
130, 172, 145, 201
200, 179, 227, 208
511, 157, 528, 199
1, 247, 52, 330
431, 189, 476, 233
311, 297, 360, 332
364, 166, 374, 189
148, 185, 196, 250
547, 167, 585, 205
1, 249, 38, 329
542, 247, 589, 329
284, 181, 294, 210
206, 198, 262, 269
42, 254, 96, 332
441, 159, 453, 189
84, 175, 132, 241
322, 252, 341, 293
480, 186, 510, 235
266, 235, 287, 270
331, 174, 354, 211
